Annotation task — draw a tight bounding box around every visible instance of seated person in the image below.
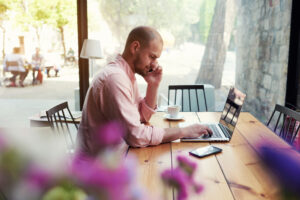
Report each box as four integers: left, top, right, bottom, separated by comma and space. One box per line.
3, 47, 28, 87
45, 65, 60, 77
77, 26, 212, 156
66, 47, 75, 63
31, 47, 44, 84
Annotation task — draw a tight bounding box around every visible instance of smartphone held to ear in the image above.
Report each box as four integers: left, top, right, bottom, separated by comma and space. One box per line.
189, 145, 222, 158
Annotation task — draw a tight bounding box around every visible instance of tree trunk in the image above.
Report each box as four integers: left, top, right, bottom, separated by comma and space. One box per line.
195, 0, 236, 88
0, 26, 5, 60
59, 26, 66, 61
35, 27, 40, 47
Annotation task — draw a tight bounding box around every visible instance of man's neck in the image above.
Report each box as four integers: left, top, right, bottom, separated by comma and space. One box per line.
121, 52, 135, 73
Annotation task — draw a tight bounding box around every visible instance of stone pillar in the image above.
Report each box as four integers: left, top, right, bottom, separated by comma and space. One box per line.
235, 0, 292, 121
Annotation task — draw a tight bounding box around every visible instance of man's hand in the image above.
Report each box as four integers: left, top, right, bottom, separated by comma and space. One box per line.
162, 124, 212, 143
181, 124, 212, 138
143, 62, 163, 86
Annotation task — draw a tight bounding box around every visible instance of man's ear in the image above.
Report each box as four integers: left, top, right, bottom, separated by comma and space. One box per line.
130, 41, 140, 55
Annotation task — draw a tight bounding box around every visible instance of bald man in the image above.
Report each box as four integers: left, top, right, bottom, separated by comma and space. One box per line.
77, 26, 211, 155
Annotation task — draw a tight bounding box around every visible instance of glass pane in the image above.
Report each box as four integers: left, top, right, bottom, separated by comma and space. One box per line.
0, 0, 79, 127
88, 0, 292, 122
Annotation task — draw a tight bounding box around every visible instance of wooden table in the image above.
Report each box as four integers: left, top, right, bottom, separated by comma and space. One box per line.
126, 112, 297, 200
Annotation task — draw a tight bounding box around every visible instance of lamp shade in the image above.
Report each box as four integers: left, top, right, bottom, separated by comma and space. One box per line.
80, 39, 103, 59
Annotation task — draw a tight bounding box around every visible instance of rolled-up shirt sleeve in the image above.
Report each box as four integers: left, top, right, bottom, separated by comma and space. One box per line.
139, 98, 156, 123
102, 73, 164, 147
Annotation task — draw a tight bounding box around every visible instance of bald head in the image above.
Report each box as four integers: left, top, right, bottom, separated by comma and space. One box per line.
125, 26, 163, 49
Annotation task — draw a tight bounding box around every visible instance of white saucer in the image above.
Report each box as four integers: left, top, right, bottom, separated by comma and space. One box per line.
163, 114, 184, 121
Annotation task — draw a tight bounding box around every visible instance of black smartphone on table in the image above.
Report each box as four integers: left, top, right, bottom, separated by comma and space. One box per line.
189, 145, 222, 158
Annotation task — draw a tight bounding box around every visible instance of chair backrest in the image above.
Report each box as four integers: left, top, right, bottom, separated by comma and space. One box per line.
168, 85, 208, 112
46, 101, 78, 150
267, 104, 300, 144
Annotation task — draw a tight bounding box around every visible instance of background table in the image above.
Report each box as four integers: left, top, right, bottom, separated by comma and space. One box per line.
29, 113, 81, 127
126, 112, 296, 200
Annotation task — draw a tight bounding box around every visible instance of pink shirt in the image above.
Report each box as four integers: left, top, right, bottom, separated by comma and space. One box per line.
78, 55, 165, 154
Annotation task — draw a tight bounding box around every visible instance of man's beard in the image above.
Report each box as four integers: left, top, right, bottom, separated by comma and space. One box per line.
133, 55, 148, 76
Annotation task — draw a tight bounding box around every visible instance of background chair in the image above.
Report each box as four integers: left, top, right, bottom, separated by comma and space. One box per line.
46, 101, 78, 151
168, 85, 208, 112
267, 104, 300, 144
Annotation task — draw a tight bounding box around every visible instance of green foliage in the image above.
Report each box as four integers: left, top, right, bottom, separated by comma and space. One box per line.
51, 0, 76, 29
8, 0, 54, 31
42, 180, 87, 200
100, 0, 204, 45
0, 0, 9, 22
0, 148, 28, 182
6, 0, 75, 31
0, 0, 8, 15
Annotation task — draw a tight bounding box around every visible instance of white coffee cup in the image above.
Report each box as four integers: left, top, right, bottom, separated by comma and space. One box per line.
167, 105, 181, 118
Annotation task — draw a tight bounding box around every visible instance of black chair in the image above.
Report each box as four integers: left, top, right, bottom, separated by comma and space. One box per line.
168, 85, 208, 112
46, 101, 78, 150
267, 104, 300, 144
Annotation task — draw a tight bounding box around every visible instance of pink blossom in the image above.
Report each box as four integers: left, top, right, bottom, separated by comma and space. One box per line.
71, 153, 133, 200
177, 155, 197, 177
161, 168, 189, 200
193, 181, 204, 194
24, 164, 52, 189
162, 156, 204, 200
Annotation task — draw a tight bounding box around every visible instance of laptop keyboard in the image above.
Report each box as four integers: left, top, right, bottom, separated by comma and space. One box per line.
208, 125, 222, 137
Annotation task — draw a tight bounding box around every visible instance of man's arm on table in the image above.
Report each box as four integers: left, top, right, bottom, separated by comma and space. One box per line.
162, 124, 212, 143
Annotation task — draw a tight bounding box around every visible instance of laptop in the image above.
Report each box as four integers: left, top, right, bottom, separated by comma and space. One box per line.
180, 87, 246, 142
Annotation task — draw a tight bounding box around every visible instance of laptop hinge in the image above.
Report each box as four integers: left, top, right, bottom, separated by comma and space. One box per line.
218, 124, 231, 138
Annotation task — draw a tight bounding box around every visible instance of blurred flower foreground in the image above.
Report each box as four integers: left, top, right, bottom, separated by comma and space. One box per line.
0, 122, 204, 200
0, 122, 143, 200
259, 140, 300, 200
161, 155, 204, 200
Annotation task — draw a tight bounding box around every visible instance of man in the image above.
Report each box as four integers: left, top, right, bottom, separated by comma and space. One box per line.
31, 47, 43, 84
3, 47, 28, 87
78, 26, 212, 155
67, 47, 75, 63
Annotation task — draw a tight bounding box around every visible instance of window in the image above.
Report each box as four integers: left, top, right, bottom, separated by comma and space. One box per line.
87, 0, 292, 122
0, 0, 78, 127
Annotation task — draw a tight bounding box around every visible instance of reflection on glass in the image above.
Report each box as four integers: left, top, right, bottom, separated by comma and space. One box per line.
220, 87, 246, 134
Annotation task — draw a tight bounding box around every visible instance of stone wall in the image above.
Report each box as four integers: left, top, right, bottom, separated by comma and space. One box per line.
235, 0, 292, 121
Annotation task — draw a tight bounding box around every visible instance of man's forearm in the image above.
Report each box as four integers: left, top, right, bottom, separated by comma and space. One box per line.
162, 128, 183, 143
145, 84, 159, 109
161, 124, 212, 144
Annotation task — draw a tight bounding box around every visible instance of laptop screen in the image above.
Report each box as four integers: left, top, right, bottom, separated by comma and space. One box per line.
219, 87, 246, 137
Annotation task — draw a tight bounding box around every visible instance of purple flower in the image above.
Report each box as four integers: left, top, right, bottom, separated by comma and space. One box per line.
161, 168, 189, 200
192, 181, 204, 194
96, 121, 124, 147
24, 164, 52, 189
177, 155, 197, 177
162, 156, 204, 200
71, 153, 133, 200
259, 144, 300, 196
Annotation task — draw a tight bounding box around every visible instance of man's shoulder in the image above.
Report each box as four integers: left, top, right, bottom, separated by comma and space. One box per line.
101, 63, 127, 79
94, 64, 131, 90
